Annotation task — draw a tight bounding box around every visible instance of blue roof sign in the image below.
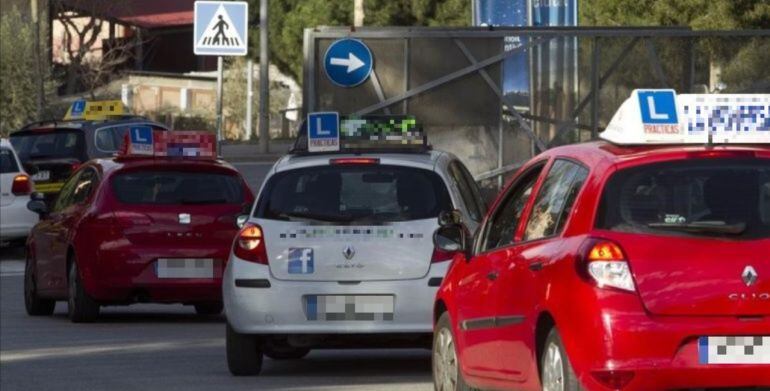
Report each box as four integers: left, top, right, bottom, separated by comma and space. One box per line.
307, 112, 340, 152
601, 90, 770, 145
128, 126, 154, 156
194, 1, 248, 56
323, 39, 373, 87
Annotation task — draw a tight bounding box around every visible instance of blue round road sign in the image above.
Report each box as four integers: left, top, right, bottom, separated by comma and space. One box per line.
323, 39, 373, 88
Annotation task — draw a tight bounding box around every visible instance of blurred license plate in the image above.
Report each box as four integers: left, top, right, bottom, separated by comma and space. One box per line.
305, 295, 394, 321
699, 336, 770, 364
156, 258, 213, 279
32, 171, 50, 181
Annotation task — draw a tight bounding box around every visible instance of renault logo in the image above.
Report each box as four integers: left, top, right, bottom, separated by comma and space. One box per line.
742, 266, 758, 287
343, 245, 355, 260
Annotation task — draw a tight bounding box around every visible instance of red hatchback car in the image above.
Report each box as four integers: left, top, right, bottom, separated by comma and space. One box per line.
23, 132, 254, 322
432, 92, 770, 390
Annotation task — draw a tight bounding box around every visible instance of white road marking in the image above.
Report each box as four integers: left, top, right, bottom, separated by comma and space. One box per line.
0, 260, 24, 277
0, 338, 224, 363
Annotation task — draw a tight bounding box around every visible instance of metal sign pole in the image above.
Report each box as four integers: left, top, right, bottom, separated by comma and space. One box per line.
258, 0, 269, 153
216, 56, 224, 155
245, 59, 254, 141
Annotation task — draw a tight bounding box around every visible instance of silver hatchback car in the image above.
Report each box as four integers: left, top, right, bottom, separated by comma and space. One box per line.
224, 143, 486, 375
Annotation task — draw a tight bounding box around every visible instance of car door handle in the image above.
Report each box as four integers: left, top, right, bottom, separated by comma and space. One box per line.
529, 262, 543, 272
486, 271, 499, 281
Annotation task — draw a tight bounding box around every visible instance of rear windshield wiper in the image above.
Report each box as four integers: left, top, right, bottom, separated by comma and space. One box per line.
647, 221, 747, 235
277, 211, 353, 223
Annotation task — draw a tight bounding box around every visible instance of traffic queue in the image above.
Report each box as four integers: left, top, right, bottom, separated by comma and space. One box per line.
2, 90, 769, 391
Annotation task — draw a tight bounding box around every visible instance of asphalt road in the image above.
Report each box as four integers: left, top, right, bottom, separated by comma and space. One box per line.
0, 160, 434, 391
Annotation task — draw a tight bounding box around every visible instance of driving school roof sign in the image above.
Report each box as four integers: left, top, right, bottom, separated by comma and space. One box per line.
194, 1, 248, 56
601, 89, 770, 145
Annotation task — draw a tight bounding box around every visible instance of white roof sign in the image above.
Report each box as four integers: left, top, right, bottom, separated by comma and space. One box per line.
601, 89, 770, 145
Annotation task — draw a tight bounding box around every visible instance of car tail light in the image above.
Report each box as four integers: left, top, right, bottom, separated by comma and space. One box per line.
581, 239, 636, 292
431, 247, 459, 263
329, 158, 380, 165
591, 370, 635, 389
233, 223, 268, 264
12, 174, 32, 195
687, 150, 755, 159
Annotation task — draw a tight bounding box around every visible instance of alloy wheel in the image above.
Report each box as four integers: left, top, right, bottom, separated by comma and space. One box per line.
542, 342, 565, 391
433, 327, 458, 391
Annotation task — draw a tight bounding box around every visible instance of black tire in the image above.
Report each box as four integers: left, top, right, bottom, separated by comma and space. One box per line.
540, 328, 582, 391
24, 255, 55, 316
226, 323, 263, 376
264, 344, 310, 360
67, 260, 100, 323
194, 302, 223, 315
433, 312, 474, 391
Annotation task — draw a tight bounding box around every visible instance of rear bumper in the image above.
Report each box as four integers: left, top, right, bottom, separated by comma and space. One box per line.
223, 255, 449, 335
566, 307, 770, 390
0, 197, 37, 241
83, 243, 228, 304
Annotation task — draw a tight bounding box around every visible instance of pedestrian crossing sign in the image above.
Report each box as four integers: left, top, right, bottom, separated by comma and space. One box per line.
194, 1, 248, 56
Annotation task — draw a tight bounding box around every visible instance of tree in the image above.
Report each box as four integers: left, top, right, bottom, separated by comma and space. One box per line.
0, 6, 54, 134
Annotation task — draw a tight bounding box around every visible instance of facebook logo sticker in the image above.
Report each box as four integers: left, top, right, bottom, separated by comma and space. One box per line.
638, 90, 678, 125
288, 248, 314, 274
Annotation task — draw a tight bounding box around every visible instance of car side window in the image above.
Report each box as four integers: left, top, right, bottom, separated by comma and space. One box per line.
52, 171, 83, 213
480, 164, 544, 252
448, 161, 486, 222
71, 168, 98, 205
523, 160, 589, 241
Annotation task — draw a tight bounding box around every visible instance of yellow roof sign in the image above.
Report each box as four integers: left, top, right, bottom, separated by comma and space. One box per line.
64, 100, 128, 121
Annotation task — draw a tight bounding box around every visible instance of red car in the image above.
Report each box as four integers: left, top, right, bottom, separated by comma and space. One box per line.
432, 91, 770, 390
24, 130, 254, 322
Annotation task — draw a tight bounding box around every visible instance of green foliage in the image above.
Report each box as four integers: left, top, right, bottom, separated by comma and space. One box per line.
247, 0, 471, 83
1, 6, 43, 135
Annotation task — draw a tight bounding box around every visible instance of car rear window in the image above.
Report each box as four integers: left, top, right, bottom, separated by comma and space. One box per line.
112, 170, 244, 205
597, 159, 770, 240
1, 148, 19, 173
10, 129, 85, 161
257, 165, 452, 223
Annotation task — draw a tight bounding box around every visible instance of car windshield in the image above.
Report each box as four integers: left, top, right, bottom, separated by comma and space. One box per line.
10, 129, 85, 161
257, 164, 452, 223
597, 159, 770, 240
112, 170, 244, 205
1, 148, 19, 173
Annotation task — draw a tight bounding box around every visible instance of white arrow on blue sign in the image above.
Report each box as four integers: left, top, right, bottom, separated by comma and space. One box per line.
194, 1, 248, 56
323, 39, 373, 88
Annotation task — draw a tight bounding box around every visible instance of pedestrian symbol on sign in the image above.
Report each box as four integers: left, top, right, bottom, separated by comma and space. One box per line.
194, 1, 248, 56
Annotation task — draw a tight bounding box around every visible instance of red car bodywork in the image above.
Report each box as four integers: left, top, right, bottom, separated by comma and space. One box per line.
435, 142, 770, 390
27, 157, 254, 305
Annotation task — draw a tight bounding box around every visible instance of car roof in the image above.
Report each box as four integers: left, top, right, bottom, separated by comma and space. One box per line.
271, 150, 448, 173
89, 157, 240, 176
11, 117, 166, 134
543, 140, 770, 168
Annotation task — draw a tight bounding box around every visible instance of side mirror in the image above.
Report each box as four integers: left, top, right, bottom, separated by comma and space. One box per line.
433, 224, 468, 253
27, 199, 49, 216
236, 214, 249, 229
23, 162, 39, 175
438, 209, 463, 227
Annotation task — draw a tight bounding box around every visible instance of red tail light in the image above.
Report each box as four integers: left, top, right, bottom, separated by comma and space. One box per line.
687, 150, 755, 159
580, 238, 636, 292
12, 174, 32, 195
431, 247, 460, 263
591, 370, 635, 389
233, 223, 268, 264
329, 158, 380, 165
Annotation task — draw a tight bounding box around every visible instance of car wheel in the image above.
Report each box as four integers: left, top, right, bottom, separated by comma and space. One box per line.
194, 302, 223, 315
433, 312, 473, 391
226, 323, 263, 376
264, 344, 311, 360
24, 256, 55, 316
541, 328, 582, 391
67, 260, 100, 323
